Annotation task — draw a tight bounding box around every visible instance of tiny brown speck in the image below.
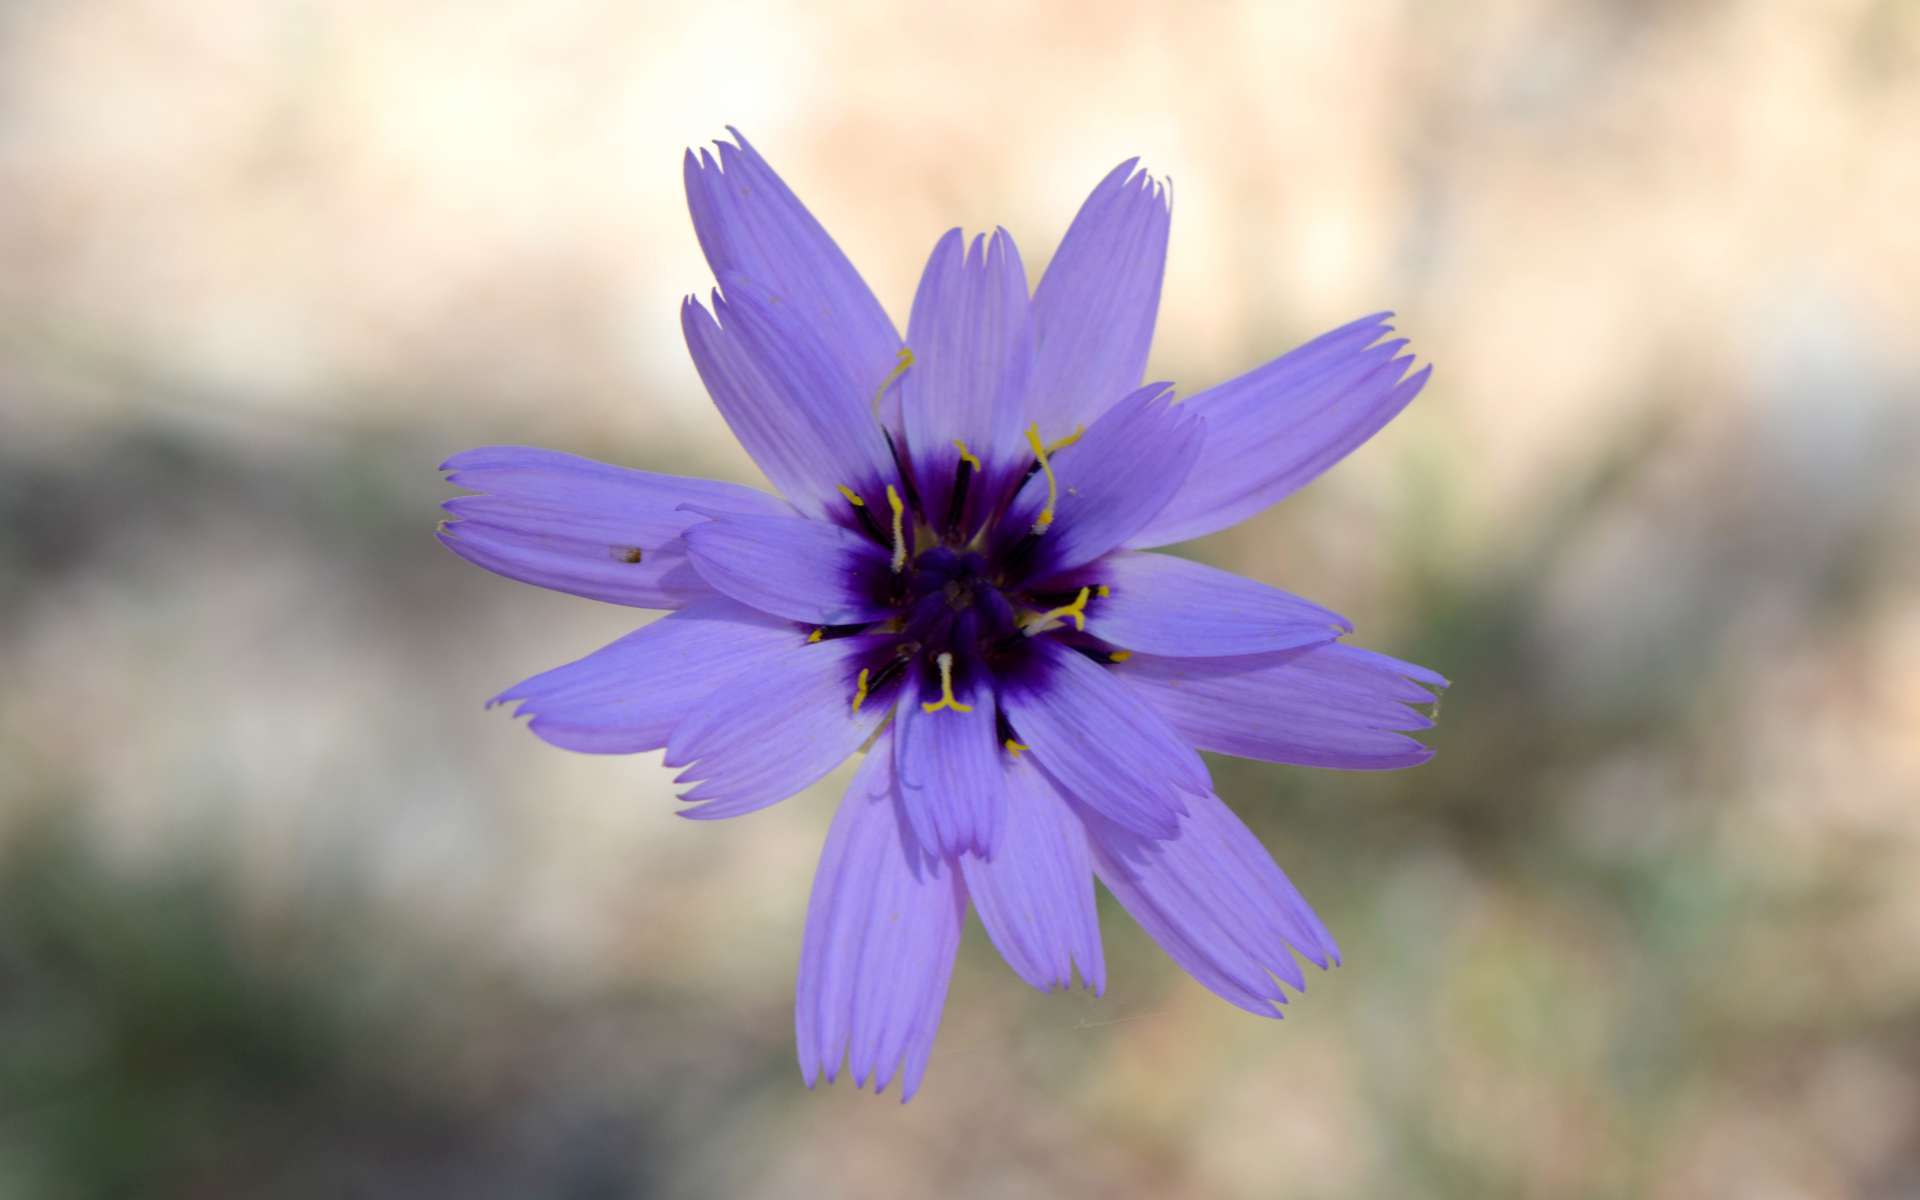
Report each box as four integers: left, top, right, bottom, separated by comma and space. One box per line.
612, 546, 644, 563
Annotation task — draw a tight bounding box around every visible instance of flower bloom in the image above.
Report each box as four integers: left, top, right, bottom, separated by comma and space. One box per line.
440, 130, 1443, 1100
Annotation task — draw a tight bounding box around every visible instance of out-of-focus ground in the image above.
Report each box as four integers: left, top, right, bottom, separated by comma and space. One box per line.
2, 1, 1918, 1196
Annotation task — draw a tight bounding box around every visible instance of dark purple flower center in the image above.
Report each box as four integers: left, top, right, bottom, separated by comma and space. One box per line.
829, 442, 1123, 731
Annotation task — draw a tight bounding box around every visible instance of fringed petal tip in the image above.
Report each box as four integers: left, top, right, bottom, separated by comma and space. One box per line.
1102, 156, 1171, 212
800, 1052, 934, 1104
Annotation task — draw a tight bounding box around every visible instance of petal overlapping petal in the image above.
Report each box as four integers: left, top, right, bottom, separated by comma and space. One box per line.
796, 730, 968, 1101
664, 635, 897, 820
684, 130, 903, 424
901, 228, 1032, 533
1077, 551, 1349, 657
1128, 315, 1431, 547
1117, 642, 1445, 769
1025, 160, 1170, 437
683, 512, 891, 625
893, 665, 1006, 858
487, 597, 801, 754
437, 447, 789, 608
999, 637, 1208, 839
1001, 383, 1203, 579
682, 275, 902, 521
1081, 791, 1338, 1016
961, 758, 1105, 994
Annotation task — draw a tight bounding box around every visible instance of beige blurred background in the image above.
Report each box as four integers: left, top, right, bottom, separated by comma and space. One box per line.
3, 1, 1918, 1196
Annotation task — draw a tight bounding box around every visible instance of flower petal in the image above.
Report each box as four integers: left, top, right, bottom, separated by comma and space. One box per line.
1072, 550, 1349, 657
682, 276, 902, 521
438, 446, 789, 608
998, 636, 1208, 839
1000, 383, 1203, 579
893, 662, 1006, 858
960, 757, 1105, 994
664, 635, 897, 820
1117, 642, 1445, 769
901, 228, 1033, 534
1025, 160, 1170, 438
487, 597, 801, 754
682, 511, 891, 625
1081, 790, 1338, 1017
683, 129, 903, 424
796, 729, 968, 1101
1128, 315, 1431, 547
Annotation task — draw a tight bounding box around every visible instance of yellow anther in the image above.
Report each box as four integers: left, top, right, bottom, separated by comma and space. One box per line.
1108, 650, 1132, 663
886, 484, 908, 572
1025, 586, 1092, 636
835, 484, 866, 507
807, 628, 824, 643
1044, 425, 1086, 453
920, 652, 973, 714
951, 439, 982, 471
873, 346, 915, 413
1024, 424, 1059, 533
851, 667, 872, 714
1003, 739, 1030, 758
1095, 585, 1111, 597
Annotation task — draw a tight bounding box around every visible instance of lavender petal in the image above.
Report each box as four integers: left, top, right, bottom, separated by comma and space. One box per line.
1025, 160, 1170, 437
1081, 790, 1339, 1016
1116, 642, 1445, 769
796, 729, 968, 1101
488, 597, 803, 754
438, 446, 788, 608
1129, 316, 1430, 547
960, 757, 1105, 994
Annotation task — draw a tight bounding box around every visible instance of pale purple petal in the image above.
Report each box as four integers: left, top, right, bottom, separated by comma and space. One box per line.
960, 757, 1105, 994
683, 130, 903, 423
1116, 642, 1445, 769
1000, 383, 1203, 579
1071, 550, 1350, 657
998, 636, 1208, 839
796, 729, 968, 1101
488, 597, 802, 754
901, 228, 1032, 533
664, 635, 897, 819
893, 665, 1006, 858
682, 276, 902, 521
682, 512, 891, 625
438, 446, 788, 608
1129, 316, 1430, 547
1025, 160, 1170, 437
1082, 790, 1338, 1016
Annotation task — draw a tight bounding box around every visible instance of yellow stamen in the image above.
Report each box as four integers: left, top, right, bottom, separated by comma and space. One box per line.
1095, 585, 1111, 597
1044, 424, 1086, 453
887, 484, 908, 572
951, 439, 982, 471
851, 667, 872, 714
1024, 424, 1059, 533
1003, 738, 1030, 758
835, 484, 866, 507
1025, 586, 1091, 636
873, 346, 915, 413
1107, 650, 1132, 663
807, 628, 824, 644
920, 652, 973, 713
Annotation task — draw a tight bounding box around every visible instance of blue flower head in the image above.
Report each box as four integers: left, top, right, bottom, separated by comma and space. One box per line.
440, 129, 1444, 1101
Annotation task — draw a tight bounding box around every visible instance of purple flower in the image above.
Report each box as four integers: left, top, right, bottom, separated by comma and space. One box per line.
440, 130, 1444, 1101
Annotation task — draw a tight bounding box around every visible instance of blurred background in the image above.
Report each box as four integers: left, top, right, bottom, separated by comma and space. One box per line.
2, 1, 1917, 1196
